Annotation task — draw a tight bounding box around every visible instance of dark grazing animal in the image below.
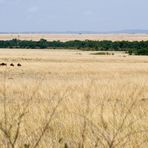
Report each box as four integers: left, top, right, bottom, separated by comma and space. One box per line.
0, 63, 7, 66
10, 63, 14, 67
17, 63, 22, 67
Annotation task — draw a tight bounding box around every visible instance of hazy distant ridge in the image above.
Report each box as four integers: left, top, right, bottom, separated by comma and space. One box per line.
1, 30, 148, 34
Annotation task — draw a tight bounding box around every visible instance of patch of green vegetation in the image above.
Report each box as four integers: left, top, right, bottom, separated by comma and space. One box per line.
128, 48, 148, 55
0, 39, 148, 55
90, 52, 114, 55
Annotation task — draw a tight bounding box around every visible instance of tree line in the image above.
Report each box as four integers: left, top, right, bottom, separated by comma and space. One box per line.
0, 39, 148, 55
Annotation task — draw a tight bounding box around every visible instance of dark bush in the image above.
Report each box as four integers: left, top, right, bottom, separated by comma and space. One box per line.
0, 39, 148, 55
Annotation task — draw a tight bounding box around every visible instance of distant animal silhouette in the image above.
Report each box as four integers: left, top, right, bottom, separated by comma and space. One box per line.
10, 63, 14, 67
17, 63, 22, 67
0, 63, 7, 66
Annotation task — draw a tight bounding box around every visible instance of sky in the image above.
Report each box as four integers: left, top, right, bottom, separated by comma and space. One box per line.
0, 0, 148, 32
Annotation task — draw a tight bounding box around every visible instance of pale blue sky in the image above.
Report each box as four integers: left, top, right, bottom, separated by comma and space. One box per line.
0, 0, 147, 32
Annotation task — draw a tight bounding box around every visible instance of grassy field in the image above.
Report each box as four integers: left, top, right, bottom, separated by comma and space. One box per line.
0, 49, 148, 147
1, 34, 148, 41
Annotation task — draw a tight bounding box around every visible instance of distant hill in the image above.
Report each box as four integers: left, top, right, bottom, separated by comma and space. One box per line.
0, 30, 148, 34
113, 30, 148, 34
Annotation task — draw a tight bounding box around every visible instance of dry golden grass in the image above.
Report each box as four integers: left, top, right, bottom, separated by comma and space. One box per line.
0, 49, 148, 147
1, 34, 148, 41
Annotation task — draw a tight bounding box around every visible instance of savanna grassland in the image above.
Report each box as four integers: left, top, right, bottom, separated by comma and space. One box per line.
0, 49, 148, 148
1, 34, 148, 41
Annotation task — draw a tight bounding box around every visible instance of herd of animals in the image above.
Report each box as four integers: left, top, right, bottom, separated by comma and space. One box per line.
0, 63, 22, 67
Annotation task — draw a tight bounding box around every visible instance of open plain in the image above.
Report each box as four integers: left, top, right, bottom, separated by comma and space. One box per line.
0, 49, 148, 147
1, 34, 148, 41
